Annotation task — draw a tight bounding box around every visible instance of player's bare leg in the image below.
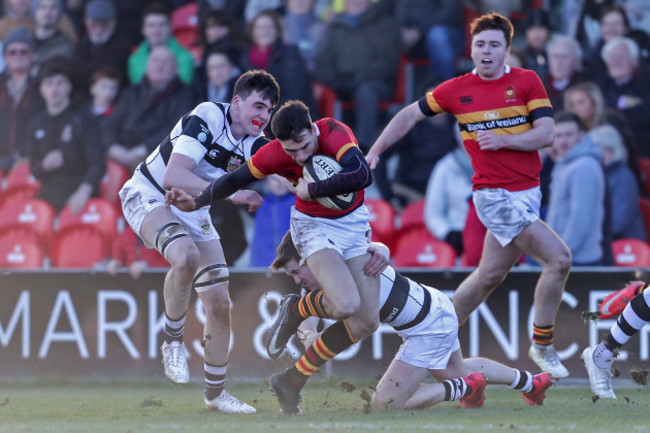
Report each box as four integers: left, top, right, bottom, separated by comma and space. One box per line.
452, 232, 521, 325
195, 240, 255, 413
344, 253, 380, 338
140, 207, 199, 384
513, 220, 572, 378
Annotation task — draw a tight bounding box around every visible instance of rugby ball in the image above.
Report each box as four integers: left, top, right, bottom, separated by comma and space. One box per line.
302, 154, 357, 211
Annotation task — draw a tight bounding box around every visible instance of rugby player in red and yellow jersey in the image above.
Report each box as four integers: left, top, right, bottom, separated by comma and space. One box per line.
367, 13, 572, 380
166, 100, 380, 414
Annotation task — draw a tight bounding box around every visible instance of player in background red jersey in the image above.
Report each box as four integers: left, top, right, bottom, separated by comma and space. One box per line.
366, 13, 572, 379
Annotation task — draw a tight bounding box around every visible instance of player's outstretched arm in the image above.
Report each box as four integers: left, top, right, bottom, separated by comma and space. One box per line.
366, 102, 425, 169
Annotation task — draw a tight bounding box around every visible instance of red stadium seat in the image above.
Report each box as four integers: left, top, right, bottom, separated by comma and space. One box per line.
171, 2, 199, 60
0, 163, 40, 209
51, 226, 109, 268
393, 228, 457, 268
58, 198, 118, 255
397, 199, 426, 234
365, 198, 396, 248
0, 198, 55, 250
612, 238, 650, 267
100, 160, 130, 211
313, 83, 338, 119
0, 228, 44, 269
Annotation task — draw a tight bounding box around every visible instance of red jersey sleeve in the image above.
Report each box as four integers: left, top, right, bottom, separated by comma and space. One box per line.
315, 118, 360, 160
523, 70, 553, 121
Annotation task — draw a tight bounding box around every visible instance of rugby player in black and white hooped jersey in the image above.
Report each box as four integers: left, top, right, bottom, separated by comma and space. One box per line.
269, 231, 554, 413
118, 69, 280, 414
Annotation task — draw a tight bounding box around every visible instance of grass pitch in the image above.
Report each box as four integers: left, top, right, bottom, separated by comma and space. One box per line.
0, 378, 647, 433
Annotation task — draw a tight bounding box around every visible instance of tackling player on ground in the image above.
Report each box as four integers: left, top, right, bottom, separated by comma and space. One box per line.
166, 100, 380, 415
269, 230, 553, 412
118, 70, 279, 413
366, 12, 572, 379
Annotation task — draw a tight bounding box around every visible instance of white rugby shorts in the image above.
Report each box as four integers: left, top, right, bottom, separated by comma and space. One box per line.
119, 170, 219, 248
472, 186, 541, 247
290, 205, 372, 261
394, 287, 460, 370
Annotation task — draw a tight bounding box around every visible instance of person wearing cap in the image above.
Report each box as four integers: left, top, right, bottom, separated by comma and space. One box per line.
0, 26, 45, 173
31, 0, 75, 69
127, 2, 195, 86
71, 0, 130, 92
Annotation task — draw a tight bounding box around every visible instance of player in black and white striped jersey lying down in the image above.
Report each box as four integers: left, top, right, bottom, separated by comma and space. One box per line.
266, 230, 553, 414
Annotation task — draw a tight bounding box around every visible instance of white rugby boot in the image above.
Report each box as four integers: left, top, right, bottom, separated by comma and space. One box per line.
581, 345, 617, 399
161, 340, 189, 384
528, 343, 569, 379
204, 390, 257, 414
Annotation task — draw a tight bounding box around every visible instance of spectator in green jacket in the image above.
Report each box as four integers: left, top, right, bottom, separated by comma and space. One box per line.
127, 2, 195, 85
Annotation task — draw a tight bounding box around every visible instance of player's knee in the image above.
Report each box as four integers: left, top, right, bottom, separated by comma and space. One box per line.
168, 244, 200, 275
371, 390, 399, 410
547, 247, 572, 276
477, 267, 507, 290
358, 315, 379, 337
201, 287, 231, 320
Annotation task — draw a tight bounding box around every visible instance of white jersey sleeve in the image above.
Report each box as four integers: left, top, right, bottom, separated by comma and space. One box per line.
172, 102, 225, 165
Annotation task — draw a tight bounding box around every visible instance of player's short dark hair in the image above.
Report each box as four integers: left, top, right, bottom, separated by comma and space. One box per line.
271, 100, 312, 141
470, 13, 514, 47
232, 69, 280, 107
554, 111, 585, 131
270, 230, 300, 271
38, 56, 74, 86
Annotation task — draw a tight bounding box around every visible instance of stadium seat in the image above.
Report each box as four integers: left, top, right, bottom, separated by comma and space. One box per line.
313, 83, 337, 119
0, 198, 55, 250
612, 238, 650, 267
58, 198, 118, 255
396, 199, 426, 235
100, 160, 130, 211
0, 162, 40, 209
171, 2, 200, 61
365, 198, 396, 248
0, 228, 44, 269
50, 226, 108, 268
393, 227, 457, 268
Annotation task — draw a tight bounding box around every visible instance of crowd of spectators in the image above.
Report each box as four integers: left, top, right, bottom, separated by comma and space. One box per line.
0, 0, 650, 270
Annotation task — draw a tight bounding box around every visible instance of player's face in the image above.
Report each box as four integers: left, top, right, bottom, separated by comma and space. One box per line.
278, 125, 318, 166
231, 90, 275, 137
284, 258, 320, 291
471, 29, 510, 80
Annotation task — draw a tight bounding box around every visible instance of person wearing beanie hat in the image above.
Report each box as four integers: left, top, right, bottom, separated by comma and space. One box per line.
0, 25, 44, 174
3, 26, 34, 53
31, 0, 75, 69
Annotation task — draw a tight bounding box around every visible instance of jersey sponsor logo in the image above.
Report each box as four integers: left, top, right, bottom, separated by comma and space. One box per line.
462, 115, 530, 132
460, 95, 473, 104
483, 111, 500, 119
197, 132, 207, 143
384, 306, 400, 323
208, 149, 219, 159
147, 199, 158, 205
